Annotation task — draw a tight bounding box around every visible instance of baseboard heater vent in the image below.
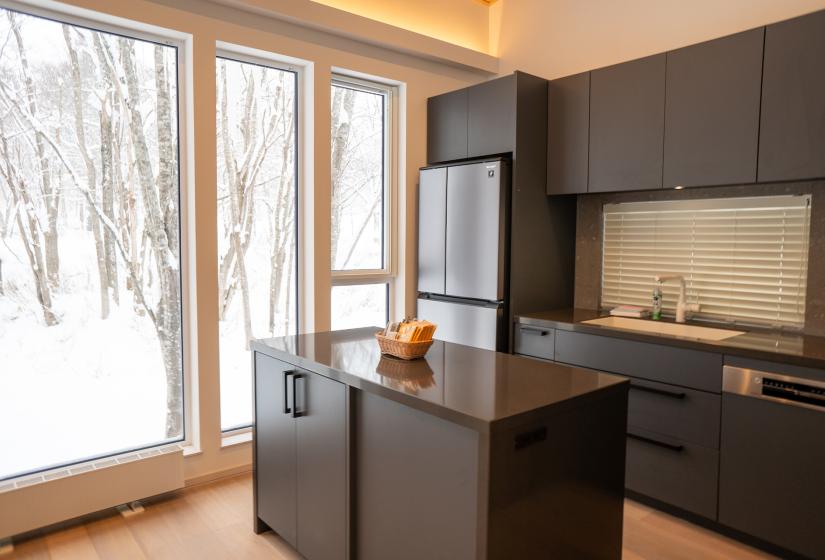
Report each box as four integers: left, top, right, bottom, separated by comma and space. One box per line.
0, 445, 184, 539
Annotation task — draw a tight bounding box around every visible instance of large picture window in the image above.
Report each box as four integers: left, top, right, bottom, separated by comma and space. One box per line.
330, 76, 394, 328
216, 55, 298, 431
0, 8, 184, 479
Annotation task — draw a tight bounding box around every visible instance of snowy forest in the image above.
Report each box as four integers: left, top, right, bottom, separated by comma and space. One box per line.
0, 10, 183, 477
0, 7, 387, 476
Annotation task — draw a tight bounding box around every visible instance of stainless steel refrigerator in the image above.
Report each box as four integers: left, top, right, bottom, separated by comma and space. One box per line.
417, 158, 510, 351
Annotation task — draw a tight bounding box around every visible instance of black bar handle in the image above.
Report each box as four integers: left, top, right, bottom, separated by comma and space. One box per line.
627, 432, 684, 452
291, 374, 303, 418
630, 382, 686, 400
283, 370, 295, 414
519, 325, 549, 336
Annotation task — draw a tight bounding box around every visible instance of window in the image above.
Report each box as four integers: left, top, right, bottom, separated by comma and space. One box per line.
331, 283, 388, 330
216, 55, 298, 431
601, 195, 811, 328
0, 8, 183, 479
330, 76, 394, 328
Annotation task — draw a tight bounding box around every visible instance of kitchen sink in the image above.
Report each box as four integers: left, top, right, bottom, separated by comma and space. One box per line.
581, 316, 745, 341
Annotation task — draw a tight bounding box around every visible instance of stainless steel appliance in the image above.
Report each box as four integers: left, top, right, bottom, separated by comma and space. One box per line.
719, 365, 825, 559
417, 158, 510, 351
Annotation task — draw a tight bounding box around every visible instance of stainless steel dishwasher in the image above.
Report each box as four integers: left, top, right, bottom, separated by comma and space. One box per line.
719, 365, 825, 559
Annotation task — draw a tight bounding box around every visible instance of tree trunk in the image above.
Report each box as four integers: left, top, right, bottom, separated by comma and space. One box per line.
100, 92, 119, 305
0, 139, 57, 325
330, 87, 355, 266
64, 25, 110, 319
120, 38, 182, 438
10, 13, 61, 289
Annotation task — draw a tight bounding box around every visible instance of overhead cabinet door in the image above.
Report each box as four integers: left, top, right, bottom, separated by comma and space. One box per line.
547, 72, 590, 195
427, 89, 468, 164
663, 28, 763, 188
758, 10, 825, 182
445, 161, 505, 301
467, 74, 516, 158
417, 167, 447, 295
589, 54, 666, 192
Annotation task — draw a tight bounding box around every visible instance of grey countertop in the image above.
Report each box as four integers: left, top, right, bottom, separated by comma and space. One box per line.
251, 327, 628, 433
518, 308, 825, 370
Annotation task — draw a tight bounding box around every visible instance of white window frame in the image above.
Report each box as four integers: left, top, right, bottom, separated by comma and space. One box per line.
0, 0, 194, 465
330, 74, 398, 321
214, 45, 304, 436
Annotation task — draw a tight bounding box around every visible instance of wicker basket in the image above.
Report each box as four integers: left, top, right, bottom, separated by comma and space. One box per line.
374, 332, 433, 360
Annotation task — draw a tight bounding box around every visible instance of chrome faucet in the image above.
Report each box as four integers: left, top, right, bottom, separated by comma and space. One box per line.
654, 275, 699, 323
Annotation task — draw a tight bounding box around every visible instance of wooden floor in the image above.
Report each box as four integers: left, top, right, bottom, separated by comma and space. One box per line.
4, 473, 775, 560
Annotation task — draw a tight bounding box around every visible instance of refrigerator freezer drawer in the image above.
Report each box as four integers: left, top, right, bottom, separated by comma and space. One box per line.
417, 298, 501, 352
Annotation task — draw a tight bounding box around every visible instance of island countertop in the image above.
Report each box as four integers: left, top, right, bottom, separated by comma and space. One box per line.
251, 327, 627, 433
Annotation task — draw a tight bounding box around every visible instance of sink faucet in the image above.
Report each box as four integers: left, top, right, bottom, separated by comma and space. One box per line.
654, 275, 700, 323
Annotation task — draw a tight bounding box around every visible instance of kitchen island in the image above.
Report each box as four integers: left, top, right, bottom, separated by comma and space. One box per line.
251, 328, 629, 560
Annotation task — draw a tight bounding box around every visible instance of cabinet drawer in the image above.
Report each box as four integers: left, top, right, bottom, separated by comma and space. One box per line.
554, 330, 722, 392
626, 427, 719, 520
628, 379, 721, 448
513, 324, 555, 361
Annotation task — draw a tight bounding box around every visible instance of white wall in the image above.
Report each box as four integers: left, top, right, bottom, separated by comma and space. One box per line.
492, 0, 825, 79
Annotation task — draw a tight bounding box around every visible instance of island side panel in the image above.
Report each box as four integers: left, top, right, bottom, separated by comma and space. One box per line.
486, 385, 629, 560
353, 390, 484, 560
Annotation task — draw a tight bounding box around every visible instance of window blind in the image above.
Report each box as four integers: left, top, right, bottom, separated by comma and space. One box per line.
601, 195, 812, 328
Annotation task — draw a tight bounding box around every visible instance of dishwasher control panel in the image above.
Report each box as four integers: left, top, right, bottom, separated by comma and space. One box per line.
723, 365, 825, 412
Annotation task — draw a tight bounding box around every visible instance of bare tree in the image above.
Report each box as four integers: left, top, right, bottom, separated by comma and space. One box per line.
8, 13, 61, 290
119, 37, 182, 438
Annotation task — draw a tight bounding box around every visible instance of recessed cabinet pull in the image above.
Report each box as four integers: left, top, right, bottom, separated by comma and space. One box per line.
520, 325, 549, 336
291, 374, 304, 418
627, 432, 685, 452
630, 382, 686, 400
283, 370, 296, 414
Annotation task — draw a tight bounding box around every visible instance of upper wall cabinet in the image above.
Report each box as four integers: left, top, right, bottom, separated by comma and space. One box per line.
758, 11, 825, 183
547, 72, 590, 195
663, 29, 764, 188
467, 74, 517, 158
427, 88, 469, 164
589, 54, 666, 192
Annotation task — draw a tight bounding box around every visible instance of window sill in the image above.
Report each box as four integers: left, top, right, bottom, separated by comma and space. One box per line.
221, 429, 252, 448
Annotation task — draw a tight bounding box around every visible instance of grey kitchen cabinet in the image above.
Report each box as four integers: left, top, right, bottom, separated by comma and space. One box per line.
547, 72, 590, 195
254, 353, 348, 560
254, 353, 297, 546
758, 10, 825, 183
626, 427, 719, 520
551, 327, 724, 520
513, 323, 555, 361
554, 330, 722, 393
663, 28, 764, 188
427, 88, 468, 163
589, 54, 666, 192
467, 74, 517, 158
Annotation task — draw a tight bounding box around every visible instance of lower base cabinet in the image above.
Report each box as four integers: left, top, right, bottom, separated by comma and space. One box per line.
254, 353, 348, 560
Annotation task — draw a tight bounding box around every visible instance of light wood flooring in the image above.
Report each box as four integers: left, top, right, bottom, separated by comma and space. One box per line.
4, 473, 775, 560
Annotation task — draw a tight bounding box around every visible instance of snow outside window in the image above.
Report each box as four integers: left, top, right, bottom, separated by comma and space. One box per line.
216, 56, 298, 431
0, 8, 184, 479
330, 76, 395, 329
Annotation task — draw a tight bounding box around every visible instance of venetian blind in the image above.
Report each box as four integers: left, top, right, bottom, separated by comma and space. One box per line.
601, 195, 812, 328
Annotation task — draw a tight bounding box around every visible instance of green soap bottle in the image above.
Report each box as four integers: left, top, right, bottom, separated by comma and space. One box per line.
652, 285, 662, 320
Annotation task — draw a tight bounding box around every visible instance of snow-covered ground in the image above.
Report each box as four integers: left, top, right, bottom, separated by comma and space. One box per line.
0, 231, 175, 479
